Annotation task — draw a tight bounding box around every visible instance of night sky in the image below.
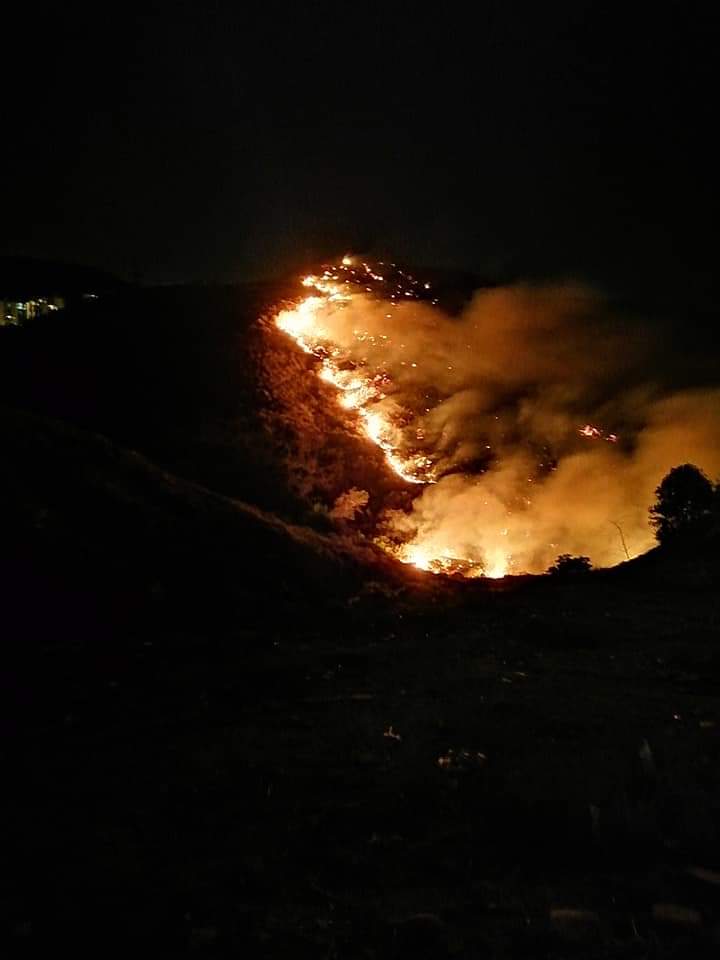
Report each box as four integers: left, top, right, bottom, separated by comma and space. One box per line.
4, 3, 718, 314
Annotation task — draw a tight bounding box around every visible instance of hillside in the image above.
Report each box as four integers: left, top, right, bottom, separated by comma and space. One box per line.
0, 403, 415, 647
3, 284, 720, 956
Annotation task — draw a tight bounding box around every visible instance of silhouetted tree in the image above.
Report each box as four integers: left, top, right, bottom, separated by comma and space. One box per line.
649, 463, 716, 544
547, 554, 592, 576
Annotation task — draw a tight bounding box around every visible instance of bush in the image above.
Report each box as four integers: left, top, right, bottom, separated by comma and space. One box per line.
547, 554, 592, 576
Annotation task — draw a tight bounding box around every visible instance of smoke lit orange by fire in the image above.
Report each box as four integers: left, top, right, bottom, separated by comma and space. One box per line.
272, 256, 720, 578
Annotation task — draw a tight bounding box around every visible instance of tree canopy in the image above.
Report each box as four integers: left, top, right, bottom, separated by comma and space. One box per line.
649, 463, 717, 544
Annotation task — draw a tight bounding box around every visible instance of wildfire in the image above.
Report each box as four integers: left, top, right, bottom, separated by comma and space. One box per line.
398, 543, 507, 578
267, 258, 676, 579
272, 256, 513, 579
274, 260, 436, 486
273, 259, 621, 581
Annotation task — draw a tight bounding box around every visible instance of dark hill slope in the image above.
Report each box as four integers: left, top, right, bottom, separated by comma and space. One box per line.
608, 538, 720, 589
0, 283, 410, 525
0, 255, 125, 299
0, 404, 405, 650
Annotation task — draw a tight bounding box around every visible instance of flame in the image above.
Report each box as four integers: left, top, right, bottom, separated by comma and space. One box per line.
484, 551, 510, 579
269, 258, 645, 580
273, 257, 513, 577
579, 423, 618, 442
274, 265, 435, 486
395, 542, 507, 579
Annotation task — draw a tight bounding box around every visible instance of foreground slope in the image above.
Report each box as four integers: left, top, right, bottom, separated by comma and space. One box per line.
0, 404, 410, 648
3, 286, 720, 956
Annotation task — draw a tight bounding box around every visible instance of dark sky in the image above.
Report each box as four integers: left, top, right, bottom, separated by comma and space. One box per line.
4, 2, 718, 311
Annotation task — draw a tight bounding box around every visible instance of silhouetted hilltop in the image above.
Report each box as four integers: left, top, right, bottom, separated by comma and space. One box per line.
0, 256, 126, 300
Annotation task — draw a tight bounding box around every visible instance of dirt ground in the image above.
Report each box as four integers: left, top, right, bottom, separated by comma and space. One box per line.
6, 572, 720, 957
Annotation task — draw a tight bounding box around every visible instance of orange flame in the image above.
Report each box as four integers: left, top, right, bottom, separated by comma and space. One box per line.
273, 258, 511, 577
275, 267, 434, 485
272, 260, 627, 580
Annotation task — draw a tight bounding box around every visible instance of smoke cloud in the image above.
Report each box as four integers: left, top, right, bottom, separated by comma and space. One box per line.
278, 276, 720, 574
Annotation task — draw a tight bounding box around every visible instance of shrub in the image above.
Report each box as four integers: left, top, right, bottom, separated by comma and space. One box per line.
547, 554, 592, 576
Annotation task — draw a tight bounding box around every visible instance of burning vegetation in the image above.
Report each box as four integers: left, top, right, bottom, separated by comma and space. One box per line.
269, 256, 720, 577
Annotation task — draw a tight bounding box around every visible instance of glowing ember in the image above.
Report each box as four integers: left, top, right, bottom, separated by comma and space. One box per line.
579, 423, 618, 442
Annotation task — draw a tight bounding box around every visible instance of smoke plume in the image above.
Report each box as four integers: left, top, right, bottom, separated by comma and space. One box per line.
274, 267, 720, 574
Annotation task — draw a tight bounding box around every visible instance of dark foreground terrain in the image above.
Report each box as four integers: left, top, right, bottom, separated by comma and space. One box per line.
2, 286, 720, 956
